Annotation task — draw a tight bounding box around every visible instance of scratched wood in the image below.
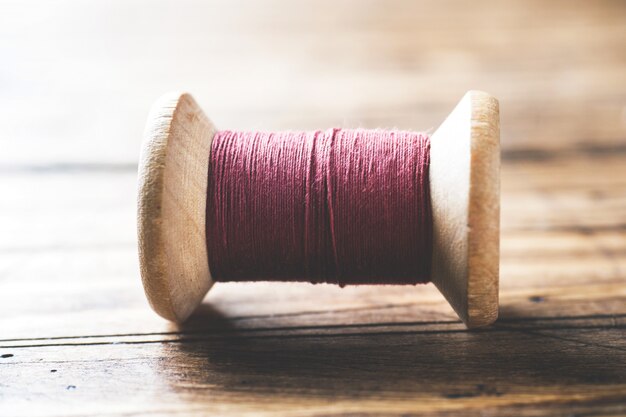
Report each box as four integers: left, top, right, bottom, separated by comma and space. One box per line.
1, 0, 626, 416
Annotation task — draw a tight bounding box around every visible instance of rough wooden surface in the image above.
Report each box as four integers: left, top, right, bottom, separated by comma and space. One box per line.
1, 0, 625, 416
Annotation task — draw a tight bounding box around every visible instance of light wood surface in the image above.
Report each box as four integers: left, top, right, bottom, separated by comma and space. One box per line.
1, 0, 625, 416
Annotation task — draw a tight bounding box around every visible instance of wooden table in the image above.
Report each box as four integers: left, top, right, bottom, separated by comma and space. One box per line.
1, 1, 625, 415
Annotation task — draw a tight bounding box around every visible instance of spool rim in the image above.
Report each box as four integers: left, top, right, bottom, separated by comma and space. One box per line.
429, 90, 500, 328
137, 92, 215, 322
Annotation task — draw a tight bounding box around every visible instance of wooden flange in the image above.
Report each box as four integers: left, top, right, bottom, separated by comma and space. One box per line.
430, 91, 500, 328
138, 92, 215, 322
137, 91, 500, 327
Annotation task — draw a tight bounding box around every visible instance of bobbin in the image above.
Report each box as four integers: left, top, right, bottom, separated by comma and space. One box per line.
138, 91, 500, 328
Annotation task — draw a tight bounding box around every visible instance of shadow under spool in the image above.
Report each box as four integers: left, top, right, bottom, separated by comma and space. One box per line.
137, 90, 500, 329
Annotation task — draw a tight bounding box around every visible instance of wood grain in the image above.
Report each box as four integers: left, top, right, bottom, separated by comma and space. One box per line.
1, 0, 625, 415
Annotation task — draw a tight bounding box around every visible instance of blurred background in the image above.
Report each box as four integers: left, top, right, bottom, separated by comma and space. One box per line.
2, 0, 625, 166
1, 1, 625, 415
2, 0, 625, 249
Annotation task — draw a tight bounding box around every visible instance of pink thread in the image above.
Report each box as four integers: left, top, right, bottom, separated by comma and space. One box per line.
206, 128, 432, 286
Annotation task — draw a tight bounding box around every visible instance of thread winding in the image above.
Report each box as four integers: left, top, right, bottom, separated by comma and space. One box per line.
206, 128, 432, 286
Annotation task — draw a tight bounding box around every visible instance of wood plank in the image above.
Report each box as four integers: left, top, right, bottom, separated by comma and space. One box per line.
1, 148, 624, 417
1, 320, 625, 417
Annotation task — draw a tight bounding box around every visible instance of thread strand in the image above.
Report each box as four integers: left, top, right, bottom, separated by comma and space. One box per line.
206, 128, 432, 286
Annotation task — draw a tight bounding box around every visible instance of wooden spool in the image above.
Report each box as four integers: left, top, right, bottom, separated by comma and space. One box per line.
138, 90, 500, 328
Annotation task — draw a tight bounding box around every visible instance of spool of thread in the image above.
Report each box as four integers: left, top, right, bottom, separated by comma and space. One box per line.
208, 128, 433, 286
138, 90, 500, 328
